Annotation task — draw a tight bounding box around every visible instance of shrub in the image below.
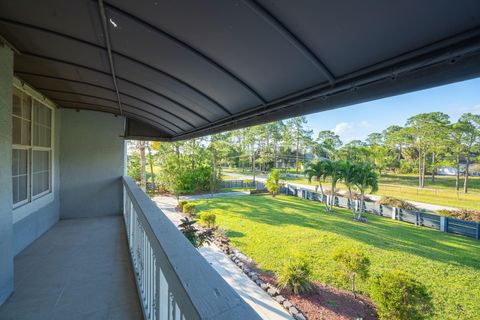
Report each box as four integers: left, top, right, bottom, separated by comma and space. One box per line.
437, 209, 480, 222
178, 217, 213, 248
183, 203, 196, 216
277, 256, 312, 295
370, 270, 434, 320
199, 211, 216, 228
377, 196, 418, 211
332, 245, 370, 298
177, 200, 188, 212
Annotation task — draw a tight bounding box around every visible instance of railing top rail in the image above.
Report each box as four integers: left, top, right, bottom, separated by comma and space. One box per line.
122, 176, 260, 320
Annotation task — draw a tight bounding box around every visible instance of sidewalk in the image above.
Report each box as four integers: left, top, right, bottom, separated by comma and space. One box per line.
152, 194, 293, 320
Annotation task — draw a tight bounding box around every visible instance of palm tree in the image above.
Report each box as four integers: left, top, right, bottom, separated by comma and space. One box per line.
266, 169, 281, 197
305, 161, 326, 194
340, 160, 359, 217
322, 159, 343, 212
305, 161, 329, 211
353, 163, 379, 221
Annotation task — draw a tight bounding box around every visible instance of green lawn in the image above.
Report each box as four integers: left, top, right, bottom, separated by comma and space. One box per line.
193, 195, 480, 320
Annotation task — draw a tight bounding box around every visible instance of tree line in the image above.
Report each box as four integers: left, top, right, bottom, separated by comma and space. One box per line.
128, 112, 479, 194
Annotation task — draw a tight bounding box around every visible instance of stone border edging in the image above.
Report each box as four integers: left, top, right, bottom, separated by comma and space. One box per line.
212, 236, 307, 320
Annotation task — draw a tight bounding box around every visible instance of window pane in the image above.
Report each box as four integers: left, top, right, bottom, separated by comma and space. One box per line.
12, 149, 18, 176
18, 175, 28, 202
12, 149, 28, 204
33, 101, 52, 147
32, 150, 50, 196
21, 119, 31, 145
22, 95, 32, 120
12, 116, 21, 144
12, 89, 22, 117
12, 176, 19, 204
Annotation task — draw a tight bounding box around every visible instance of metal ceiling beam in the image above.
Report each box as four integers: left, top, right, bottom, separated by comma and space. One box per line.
0, 18, 229, 119
242, 0, 335, 84
17, 72, 196, 129
103, 1, 268, 104
53, 99, 178, 135
35, 88, 186, 132
18, 52, 213, 126
97, 0, 123, 116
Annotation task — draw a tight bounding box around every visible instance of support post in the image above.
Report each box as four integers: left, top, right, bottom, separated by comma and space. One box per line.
440, 216, 448, 232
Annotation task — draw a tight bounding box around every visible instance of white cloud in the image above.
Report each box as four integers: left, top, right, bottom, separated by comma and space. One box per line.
332, 122, 352, 135
331, 121, 373, 143
359, 120, 371, 128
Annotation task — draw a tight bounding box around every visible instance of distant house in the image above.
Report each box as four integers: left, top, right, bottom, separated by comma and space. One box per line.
438, 166, 480, 176
438, 167, 459, 176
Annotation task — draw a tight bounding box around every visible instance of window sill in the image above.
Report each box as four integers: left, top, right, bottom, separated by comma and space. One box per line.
13, 192, 54, 224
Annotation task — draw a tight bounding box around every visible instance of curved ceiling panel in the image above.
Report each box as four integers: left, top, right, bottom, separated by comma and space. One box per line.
0, 0, 479, 141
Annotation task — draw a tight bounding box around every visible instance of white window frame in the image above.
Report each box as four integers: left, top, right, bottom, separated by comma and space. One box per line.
12, 78, 56, 211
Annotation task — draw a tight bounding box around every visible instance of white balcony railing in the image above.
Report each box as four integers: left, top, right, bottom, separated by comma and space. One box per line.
122, 177, 260, 320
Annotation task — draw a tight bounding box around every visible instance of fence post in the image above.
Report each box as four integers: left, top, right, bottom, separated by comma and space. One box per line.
391, 207, 397, 220
476, 222, 480, 240
440, 216, 448, 232
415, 212, 419, 226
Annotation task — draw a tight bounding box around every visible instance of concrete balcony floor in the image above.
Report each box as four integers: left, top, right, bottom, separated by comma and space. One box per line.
0, 216, 142, 320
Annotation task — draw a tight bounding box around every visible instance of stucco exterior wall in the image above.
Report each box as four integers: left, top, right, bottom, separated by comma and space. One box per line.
12, 108, 61, 256
0, 44, 14, 305
60, 109, 125, 219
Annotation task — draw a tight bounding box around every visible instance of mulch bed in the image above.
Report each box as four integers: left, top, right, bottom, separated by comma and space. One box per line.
258, 272, 378, 320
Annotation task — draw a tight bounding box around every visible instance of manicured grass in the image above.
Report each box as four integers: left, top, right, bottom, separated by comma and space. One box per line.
193, 195, 480, 320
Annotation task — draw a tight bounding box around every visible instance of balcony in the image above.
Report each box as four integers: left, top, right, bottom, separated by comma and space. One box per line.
0, 216, 142, 320
0, 177, 261, 320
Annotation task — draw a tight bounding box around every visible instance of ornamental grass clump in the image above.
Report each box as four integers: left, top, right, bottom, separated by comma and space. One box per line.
370, 270, 434, 320
277, 256, 312, 295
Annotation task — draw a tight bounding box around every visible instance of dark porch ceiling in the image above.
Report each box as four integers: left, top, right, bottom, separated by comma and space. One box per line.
1, 0, 480, 141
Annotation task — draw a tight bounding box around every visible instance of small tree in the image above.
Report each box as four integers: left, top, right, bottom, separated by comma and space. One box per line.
277, 256, 312, 295
266, 169, 281, 196
370, 270, 433, 320
332, 245, 370, 298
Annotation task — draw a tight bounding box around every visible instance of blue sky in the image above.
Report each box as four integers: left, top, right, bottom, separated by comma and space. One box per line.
305, 77, 480, 143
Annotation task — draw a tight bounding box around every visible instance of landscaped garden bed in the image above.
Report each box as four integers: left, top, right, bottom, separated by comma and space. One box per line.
191, 194, 480, 320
